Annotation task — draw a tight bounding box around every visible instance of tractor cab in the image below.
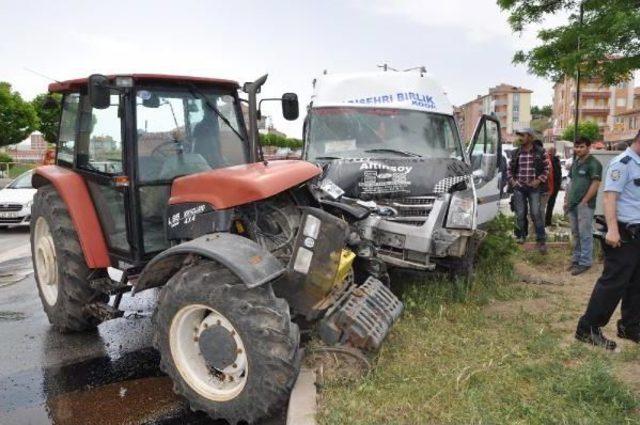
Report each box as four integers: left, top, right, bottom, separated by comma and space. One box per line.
45, 74, 298, 267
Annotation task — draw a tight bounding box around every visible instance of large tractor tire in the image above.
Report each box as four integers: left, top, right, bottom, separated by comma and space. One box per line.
153, 261, 300, 425
31, 185, 108, 332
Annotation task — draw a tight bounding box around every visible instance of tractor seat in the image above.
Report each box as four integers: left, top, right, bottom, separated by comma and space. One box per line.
158, 153, 212, 180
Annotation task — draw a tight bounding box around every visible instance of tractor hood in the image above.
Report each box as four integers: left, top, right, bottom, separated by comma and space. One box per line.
318, 157, 471, 199
170, 160, 321, 209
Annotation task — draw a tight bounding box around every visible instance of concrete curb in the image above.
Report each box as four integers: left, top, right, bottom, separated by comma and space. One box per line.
286, 367, 317, 425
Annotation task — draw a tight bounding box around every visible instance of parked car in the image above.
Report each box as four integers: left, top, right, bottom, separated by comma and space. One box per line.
0, 170, 36, 227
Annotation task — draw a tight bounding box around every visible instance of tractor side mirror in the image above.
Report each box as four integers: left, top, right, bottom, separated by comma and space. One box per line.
88, 74, 111, 109
282, 93, 299, 121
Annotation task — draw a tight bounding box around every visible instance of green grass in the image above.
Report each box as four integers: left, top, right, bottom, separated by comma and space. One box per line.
6, 164, 36, 178
317, 219, 640, 425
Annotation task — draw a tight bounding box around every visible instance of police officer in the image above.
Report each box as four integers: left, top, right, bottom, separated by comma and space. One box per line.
576, 130, 640, 350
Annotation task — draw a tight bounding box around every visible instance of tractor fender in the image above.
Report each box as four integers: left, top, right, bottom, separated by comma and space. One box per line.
134, 233, 285, 293
32, 165, 111, 269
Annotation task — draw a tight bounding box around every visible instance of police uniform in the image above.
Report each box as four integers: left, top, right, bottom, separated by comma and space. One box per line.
578, 147, 640, 339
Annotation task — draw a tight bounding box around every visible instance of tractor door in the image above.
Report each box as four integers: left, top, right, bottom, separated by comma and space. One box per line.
468, 114, 504, 226
74, 92, 134, 260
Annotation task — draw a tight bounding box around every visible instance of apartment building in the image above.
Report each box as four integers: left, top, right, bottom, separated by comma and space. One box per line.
551, 75, 637, 140
604, 87, 640, 147
455, 84, 532, 144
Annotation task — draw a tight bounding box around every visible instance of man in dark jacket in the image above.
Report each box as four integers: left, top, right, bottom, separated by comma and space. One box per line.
545, 146, 562, 226
508, 128, 550, 253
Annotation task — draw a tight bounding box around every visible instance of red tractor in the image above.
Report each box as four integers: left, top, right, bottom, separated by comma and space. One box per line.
31, 73, 402, 424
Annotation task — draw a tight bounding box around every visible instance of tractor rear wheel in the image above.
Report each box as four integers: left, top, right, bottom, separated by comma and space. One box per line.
153, 261, 300, 425
31, 185, 109, 332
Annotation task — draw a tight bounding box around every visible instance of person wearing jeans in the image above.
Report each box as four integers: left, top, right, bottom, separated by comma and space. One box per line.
513, 186, 546, 245
565, 137, 602, 275
507, 129, 549, 253
569, 204, 596, 271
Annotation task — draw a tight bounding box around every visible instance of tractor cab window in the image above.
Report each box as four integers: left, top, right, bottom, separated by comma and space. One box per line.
135, 88, 247, 183
57, 93, 80, 165
77, 93, 123, 174
134, 87, 247, 255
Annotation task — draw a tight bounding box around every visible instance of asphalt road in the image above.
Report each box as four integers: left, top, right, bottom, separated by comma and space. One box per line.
0, 227, 30, 257
0, 229, 286, 425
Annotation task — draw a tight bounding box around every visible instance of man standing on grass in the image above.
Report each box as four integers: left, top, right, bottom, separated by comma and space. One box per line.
545, 146, 562, 226
576, 130, 640, 350
565, 137, 602, 276
507, 128, 549, 253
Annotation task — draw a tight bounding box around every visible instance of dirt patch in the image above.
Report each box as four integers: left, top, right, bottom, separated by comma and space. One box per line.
492, 247, 640, 399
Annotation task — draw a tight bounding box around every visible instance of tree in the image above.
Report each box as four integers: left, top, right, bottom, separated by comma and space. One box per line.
531, 117, 552, 133
31, 93, 62, 143
561, 120, 601, 141
0, 82, 39, 147
259, 133, 304, 149
531, 105, 552, 118
497, 0, 640, 85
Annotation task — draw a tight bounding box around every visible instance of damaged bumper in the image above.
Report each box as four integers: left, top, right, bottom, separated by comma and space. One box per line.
357, 194, 482, 270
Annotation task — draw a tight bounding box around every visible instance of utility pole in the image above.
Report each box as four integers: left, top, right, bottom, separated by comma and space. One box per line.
574, 1, 584, 143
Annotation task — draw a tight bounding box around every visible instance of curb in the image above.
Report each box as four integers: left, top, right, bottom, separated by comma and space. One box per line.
286, 367, 317, 425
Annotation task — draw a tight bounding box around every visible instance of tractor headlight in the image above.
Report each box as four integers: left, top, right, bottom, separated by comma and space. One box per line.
446, 191, 475, 229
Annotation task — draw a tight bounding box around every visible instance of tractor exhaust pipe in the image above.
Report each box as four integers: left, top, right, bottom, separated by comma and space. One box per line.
243, 74, 268, 163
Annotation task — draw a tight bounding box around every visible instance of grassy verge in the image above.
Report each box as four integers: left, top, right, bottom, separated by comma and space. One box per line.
318, 215, 639, 425
6, 164, 36, 178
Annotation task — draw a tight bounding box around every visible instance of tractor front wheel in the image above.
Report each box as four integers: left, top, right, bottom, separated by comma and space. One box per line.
153, 261, 300, 424
31, 186, 109, 332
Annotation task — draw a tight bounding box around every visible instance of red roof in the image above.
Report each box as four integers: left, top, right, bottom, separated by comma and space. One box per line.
48, 74, 239, 93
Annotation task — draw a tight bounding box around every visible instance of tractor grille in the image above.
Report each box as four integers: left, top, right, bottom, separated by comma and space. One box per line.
376, 196, 436, 226
0, 204, 23, 212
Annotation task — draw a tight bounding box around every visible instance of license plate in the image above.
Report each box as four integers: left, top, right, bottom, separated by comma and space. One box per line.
374, 229, 406, 249
0, 212, 19, 218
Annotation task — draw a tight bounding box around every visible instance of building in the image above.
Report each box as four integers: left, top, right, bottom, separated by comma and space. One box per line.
454, 84, 533, 144
604, 107, 640, 148
30, 132, 46, 151
3, 132, 49, 162
551, 75, 638, 141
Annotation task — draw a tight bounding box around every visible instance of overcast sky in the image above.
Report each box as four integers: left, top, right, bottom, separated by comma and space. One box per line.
1, 0, 577, 137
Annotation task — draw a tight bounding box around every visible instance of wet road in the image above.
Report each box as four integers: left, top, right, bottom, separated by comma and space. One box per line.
0, 227, 31, 263
0, 254, 286, 425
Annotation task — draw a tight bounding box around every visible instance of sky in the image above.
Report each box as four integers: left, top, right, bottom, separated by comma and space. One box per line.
0, 0, 577, 138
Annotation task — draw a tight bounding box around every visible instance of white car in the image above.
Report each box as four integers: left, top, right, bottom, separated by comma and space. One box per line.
0, 170, 36, 227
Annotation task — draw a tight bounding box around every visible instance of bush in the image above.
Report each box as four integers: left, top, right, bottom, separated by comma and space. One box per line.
477, 213, 518, 265
0, 152, 13, 163
259, 133, 303, 149
561, 121, 602, 142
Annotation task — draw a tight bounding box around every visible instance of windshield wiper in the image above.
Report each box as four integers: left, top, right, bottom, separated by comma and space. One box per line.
363, 148, 422, 157
187, 84, 247, 144
314, 156, 342, 160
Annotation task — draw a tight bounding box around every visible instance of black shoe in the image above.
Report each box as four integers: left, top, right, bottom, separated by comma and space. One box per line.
575, 326, 617, 350
571, 265, 591, 276
566, 263, 578, 272
516, 237, 526, 244
537, 242, 548, 255
617, 322, 640, 343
